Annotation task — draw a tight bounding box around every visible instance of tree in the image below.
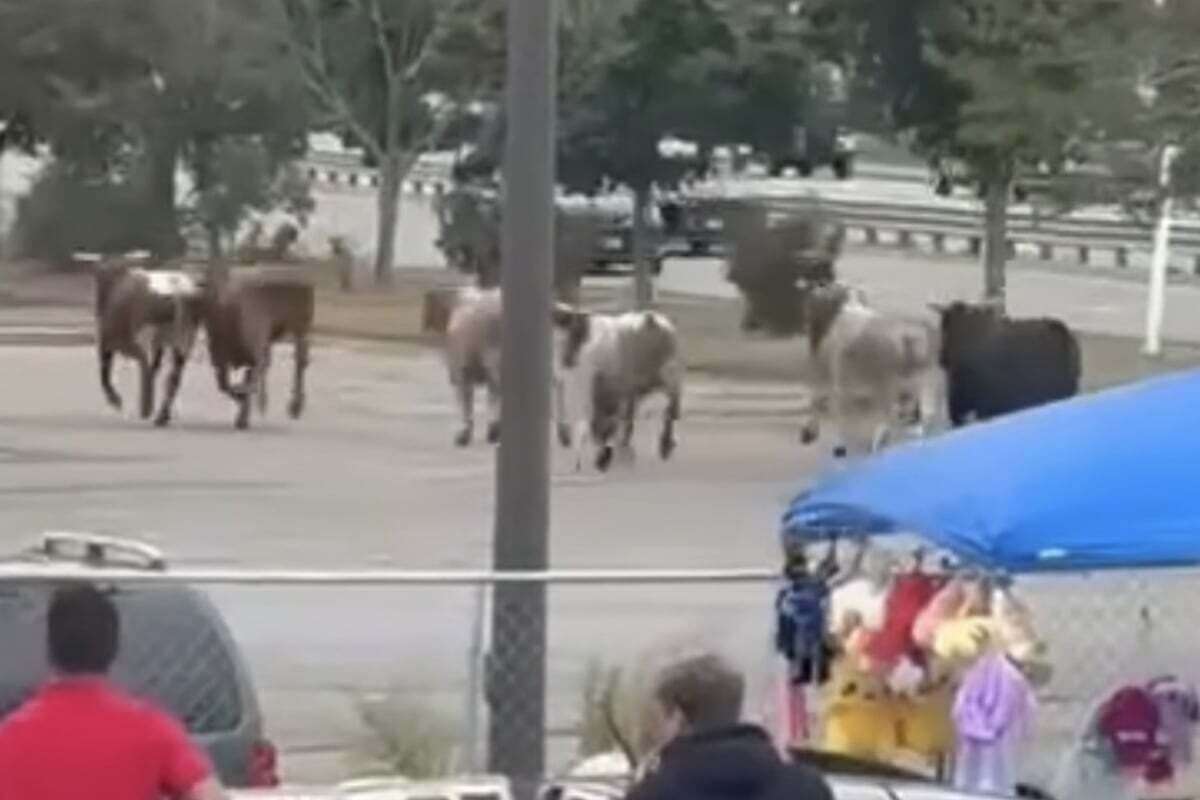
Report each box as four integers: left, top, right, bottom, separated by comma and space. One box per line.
0, 0, 311, 258
808, 0, 1126, 307
710, 1, 815, 163
555, 0, 736, 308
276, 0, 479, 284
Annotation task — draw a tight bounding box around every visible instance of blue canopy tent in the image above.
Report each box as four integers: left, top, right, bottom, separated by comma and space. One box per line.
782, 369, 1200, 574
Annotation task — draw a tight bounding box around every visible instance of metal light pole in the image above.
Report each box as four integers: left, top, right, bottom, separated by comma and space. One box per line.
488, 0, 556, 796
1144, 143, 1179, 357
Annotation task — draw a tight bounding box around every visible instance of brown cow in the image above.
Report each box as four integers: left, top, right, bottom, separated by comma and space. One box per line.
202, 263, 315, 430
82, 251, 206, 427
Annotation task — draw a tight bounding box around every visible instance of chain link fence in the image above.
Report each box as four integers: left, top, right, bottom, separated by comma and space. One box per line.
2, 566, 1198, 791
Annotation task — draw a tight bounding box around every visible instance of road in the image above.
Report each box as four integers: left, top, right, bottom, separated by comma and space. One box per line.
0, 334, 811, 779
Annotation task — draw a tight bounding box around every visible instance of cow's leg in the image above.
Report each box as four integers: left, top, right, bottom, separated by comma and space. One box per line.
149, 341, 165, 381
234, 365, 255, 430
485, 374, 501, 445
946, 374, 970, 428
800, 393, 825, 445
130, 342, 155, 420
659, 386, 681, 460
453, 376, 475, 447
153, 348, 188, 428
233, 347, 268, 430
99, 345, 122, 410
593, 413, 617, 472
214, 362, 239, 400
829, 362, 849, 459
554, 377, 572, 448
287, 334, 310, 419
256, 348, 271, 415
616, 397, 638, 463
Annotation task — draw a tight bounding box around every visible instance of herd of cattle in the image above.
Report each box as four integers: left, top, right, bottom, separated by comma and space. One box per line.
79, 219, 1084, 470
421, 277, 1082, 470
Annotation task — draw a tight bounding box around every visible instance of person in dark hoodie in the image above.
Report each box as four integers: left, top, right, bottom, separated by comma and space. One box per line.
627, 653, 834, 800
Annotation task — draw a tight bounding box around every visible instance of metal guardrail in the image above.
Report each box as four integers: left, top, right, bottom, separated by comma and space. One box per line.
762, 196, 1200, 271
298, 147, 1199, 271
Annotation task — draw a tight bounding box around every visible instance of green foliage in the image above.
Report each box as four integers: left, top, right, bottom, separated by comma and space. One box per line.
1, 0, 311, 258
12, 163, 157, 264
807, 0, 1124, 184
557, 0, 736, 195
182, 136, 315, 252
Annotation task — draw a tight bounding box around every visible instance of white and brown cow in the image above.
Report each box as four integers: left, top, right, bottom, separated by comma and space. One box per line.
84, 251, 206, 427
552, 305, 684, 472
800, 284, 943, 458
424, 286, 574, 449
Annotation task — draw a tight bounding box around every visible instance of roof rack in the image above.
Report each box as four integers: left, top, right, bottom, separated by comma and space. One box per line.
36, 532, 167, 571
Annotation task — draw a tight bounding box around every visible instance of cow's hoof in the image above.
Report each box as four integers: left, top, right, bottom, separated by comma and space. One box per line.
557, 424, 572, 448
832, 445, 847, 459
596, 446, 615, 472
105, 393, 123, 411
235, 417, 250, 431
659, 436, 676, 460
800, 427, 818, 445
287, 398, 304, 419
153, 413, 171, 429
139, 405, 154, 421
486, 422, 501, 444
454, 429, 472, 448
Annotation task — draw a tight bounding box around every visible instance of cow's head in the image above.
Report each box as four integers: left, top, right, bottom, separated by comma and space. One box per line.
551, 303, 590, 369
804, 283, 856, 351
929, 301, 999, 367
422, 288, 461, 335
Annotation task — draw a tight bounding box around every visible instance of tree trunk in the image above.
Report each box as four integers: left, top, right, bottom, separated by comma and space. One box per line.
374, 150, 403, 285
631, 186, 654, 309
192, 136, 222, 263
147, 135, 182, 261
981, 178, 1010, 308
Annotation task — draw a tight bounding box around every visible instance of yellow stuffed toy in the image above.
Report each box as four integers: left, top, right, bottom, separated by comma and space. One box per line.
821, 657, 897, 761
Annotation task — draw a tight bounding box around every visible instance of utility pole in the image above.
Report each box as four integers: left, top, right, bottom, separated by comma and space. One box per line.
488, 0, 556, 797
1144, 143, 1178, 357
1143, 0, 1176, 357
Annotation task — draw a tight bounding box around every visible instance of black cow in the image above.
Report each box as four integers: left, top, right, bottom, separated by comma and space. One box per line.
933, 302, 1081, 426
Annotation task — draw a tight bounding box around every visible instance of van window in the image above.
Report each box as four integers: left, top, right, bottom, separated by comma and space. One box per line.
0, 585, 244, 735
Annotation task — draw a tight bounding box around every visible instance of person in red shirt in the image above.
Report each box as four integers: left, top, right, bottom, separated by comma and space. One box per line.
0, 583, 227, 800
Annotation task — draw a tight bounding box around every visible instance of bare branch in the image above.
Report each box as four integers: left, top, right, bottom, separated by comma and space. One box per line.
268, 0, 385, 161
362, 0, 398, 90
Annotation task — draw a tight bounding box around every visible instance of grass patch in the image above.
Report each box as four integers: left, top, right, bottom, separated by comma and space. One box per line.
345, 690, 461, 778
312, 268, 1200, 389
